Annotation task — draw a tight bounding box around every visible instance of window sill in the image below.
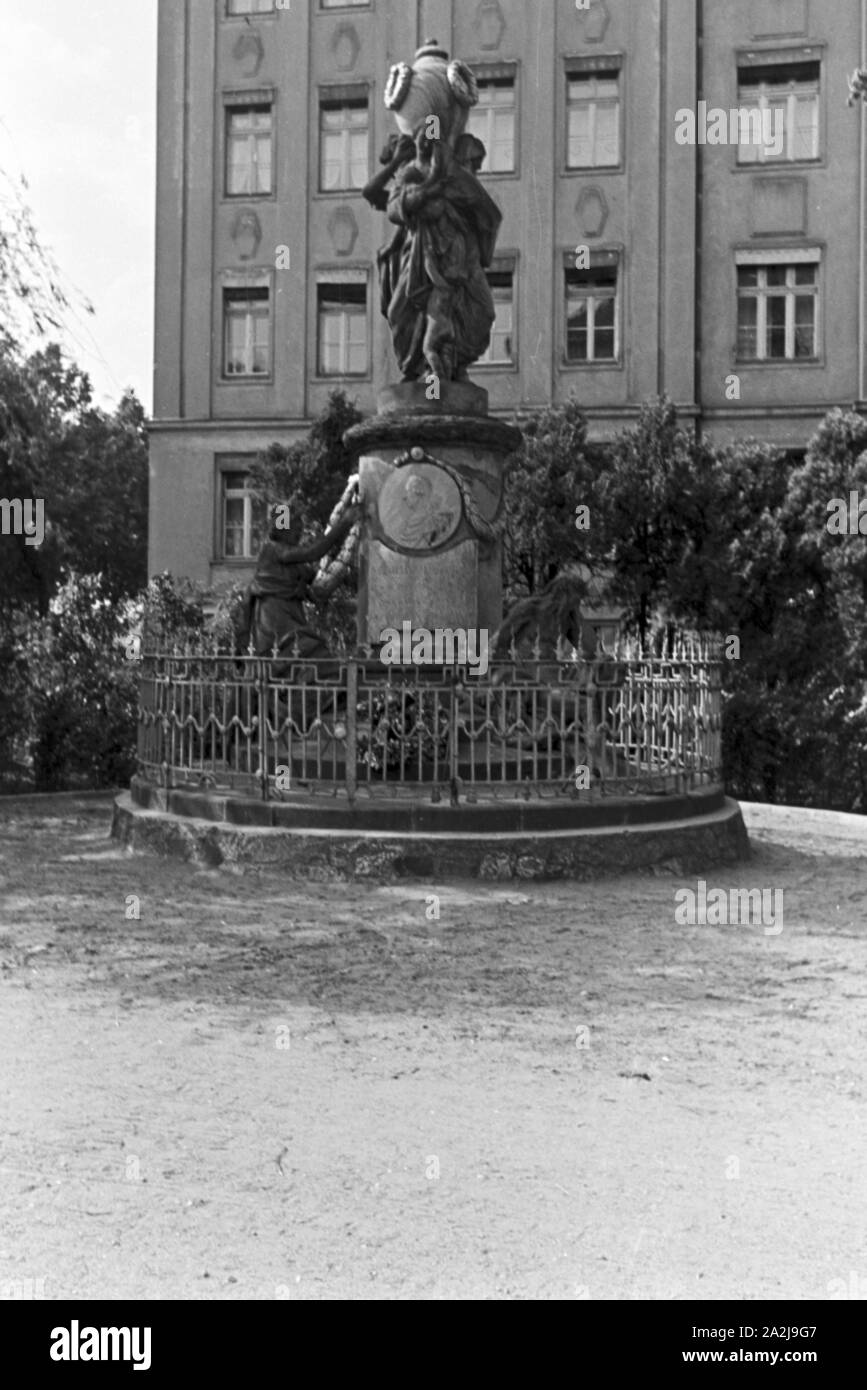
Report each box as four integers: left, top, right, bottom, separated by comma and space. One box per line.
221, 193, 277, 203
563, 163, 624, 177
312, 373, 372, 383
734, 356, 823, 368
218, 375, 275, 385
559, 357, 623, 371
312, 189, 367, 200
732, 157, 825, 173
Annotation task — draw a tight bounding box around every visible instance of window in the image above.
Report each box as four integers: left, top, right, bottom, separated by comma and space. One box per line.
226, 105, 273, 196
479, 269, 514, 364
221, 470, 266, 560
736, 61, 820, 163
320, 97, 369, 191
317, 281, 368, 375
227, 0, 274, 14
736, 257, 819, 360
465, 76, 516, 173
566, 264, 618, 362
567, 69, 620, 168
223, 287, 271, 376
321, 0, 368, 8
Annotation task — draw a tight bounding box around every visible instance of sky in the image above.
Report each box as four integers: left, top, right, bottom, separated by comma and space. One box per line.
0, 0, 158, 413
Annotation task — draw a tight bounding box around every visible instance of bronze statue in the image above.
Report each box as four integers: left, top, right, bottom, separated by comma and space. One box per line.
363, 133, 416, 319
366, 41, 503, 383
239, 501, 359, 666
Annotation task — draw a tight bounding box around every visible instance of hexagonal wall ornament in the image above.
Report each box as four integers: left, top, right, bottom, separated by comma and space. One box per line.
579, 0, 611, 44
233, 30, 264, 77
231, 210, 263, 261
331, 23, 361, 73
328, 205, 359, 257
474, 0, 506, 52
576, 186, 609, 239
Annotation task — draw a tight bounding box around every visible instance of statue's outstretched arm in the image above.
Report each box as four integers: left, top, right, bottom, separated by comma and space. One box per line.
366, 135, 416, 211
270, 508, 358, 566
363, 165, 393, 211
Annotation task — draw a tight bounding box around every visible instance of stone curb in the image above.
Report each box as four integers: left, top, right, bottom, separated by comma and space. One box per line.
112, 792, 750, 882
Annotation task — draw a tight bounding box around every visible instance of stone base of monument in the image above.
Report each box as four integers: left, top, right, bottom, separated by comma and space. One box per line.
112, 782, 749, 881
344, 384, 521, 640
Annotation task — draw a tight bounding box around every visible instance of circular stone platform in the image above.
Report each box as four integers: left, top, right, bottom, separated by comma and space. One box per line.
112, 783, 749, 881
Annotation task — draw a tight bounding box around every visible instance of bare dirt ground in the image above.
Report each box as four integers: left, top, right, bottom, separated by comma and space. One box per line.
0, 793, 865, 1301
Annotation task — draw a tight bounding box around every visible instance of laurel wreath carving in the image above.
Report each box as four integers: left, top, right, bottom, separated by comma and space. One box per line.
384, 63, 413, 111
447, 60, 479, 108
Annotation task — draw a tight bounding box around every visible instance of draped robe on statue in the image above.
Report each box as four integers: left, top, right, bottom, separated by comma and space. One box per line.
385, 144, 502, 381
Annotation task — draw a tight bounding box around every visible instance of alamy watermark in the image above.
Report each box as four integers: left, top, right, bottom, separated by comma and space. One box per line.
379, 622, 490, 677
50, 1321, 151, 1371
827, 1271, 867, 1299
0, 1277, 46, 1300
675, 103, 783, 157
0, 498, 44, 547
827, 491, 867, 535
675, 880, 783, 935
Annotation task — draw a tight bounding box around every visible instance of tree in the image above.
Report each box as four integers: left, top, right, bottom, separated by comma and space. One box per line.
686, 411, 867, 810
597, 398, 707, 642
23, 575, 139, 791
0, 160, 92, 350
54, 386, 149, 601
503, 397, 606, 601
0, 344, 148, 617
787, 409, 867, 669
0, 153, 145, 790
247, 388, 363, 533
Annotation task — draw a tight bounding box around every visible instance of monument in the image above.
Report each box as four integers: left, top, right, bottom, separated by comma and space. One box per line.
346, 40, 522, 643
115, 43, 749, 881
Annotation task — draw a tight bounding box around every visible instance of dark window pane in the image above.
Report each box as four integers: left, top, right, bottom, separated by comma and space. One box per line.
594, 296, 615, 328
794, 295, 815, 355
737, 297, 757, 357
766, 296, 787, 357
568, 266, 617, 291
317, 283, 366, 308
594, 328, 615, 359
566, 298, 589, 360
737, 61, 820, 87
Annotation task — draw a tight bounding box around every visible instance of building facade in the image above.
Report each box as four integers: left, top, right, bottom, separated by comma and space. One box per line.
150, 0, 867, 587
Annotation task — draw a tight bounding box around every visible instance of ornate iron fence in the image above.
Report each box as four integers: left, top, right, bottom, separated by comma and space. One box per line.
136, 637, 723, 805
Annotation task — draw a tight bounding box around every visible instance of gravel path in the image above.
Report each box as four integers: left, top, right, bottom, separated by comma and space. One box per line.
1, 794, 865, 1300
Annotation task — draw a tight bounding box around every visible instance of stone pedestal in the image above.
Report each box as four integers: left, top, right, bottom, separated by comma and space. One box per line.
344, 383, 521, 644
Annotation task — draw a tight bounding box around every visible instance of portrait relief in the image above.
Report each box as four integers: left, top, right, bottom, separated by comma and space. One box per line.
378, 464, 462, 551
